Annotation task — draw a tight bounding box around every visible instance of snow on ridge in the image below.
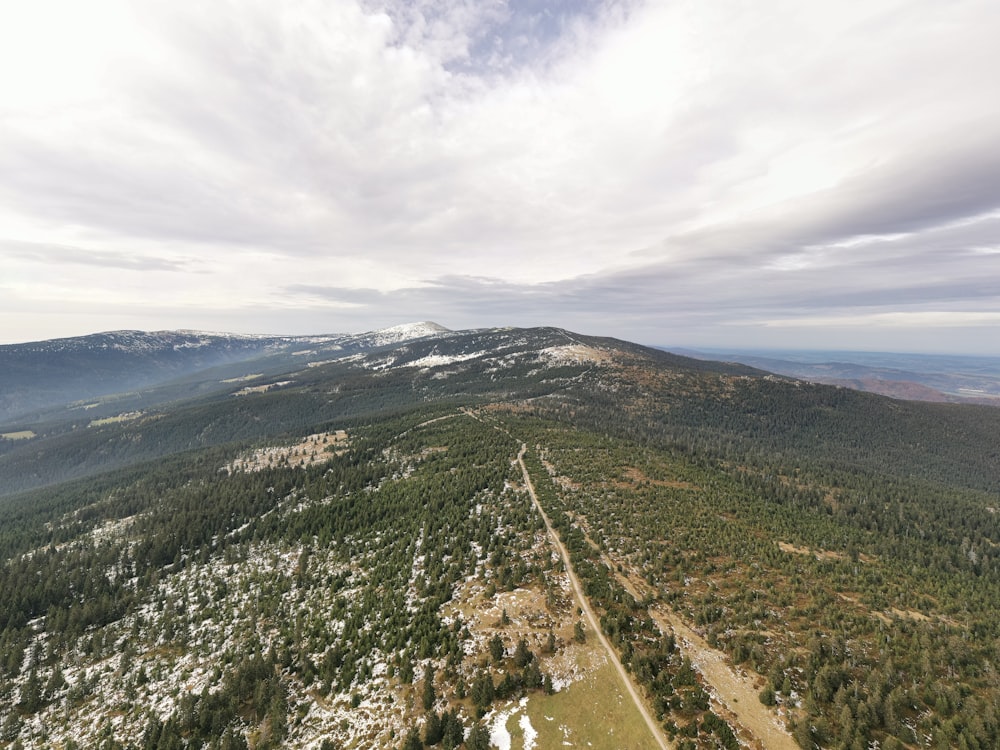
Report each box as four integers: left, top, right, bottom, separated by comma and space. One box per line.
408, 350, 486, 368
5, 324, 448, 353
356, 321, 452, 347
538, 344, 610, 365
375, 321, 450, 336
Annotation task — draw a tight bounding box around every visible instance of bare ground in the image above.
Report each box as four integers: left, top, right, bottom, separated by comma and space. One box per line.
654, 609, 799, 750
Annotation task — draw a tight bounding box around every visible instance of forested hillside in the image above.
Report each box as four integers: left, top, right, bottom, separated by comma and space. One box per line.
0, 323, 449, 425
1, 326, 998, 749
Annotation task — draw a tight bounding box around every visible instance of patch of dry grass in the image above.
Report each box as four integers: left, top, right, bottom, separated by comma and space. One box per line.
226, 431, 349, 473
89, 411, 144, 427
1, 430, 35, 440
524, 654, 655, 750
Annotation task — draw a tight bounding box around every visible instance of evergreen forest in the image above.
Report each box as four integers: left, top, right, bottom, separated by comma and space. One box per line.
1, 325, 998, 749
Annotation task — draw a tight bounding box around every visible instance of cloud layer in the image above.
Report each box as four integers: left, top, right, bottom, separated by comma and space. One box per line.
1, 0, 998, 352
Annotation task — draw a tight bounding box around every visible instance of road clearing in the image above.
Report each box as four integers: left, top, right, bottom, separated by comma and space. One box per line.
516, 445, 672, 750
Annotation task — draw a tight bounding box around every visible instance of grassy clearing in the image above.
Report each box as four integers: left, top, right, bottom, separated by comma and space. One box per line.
225, 431, 349, 473
1, 430, 35, 440
221, 373, 264, 383
89, 411, 144, 427
525, 655, 656, 750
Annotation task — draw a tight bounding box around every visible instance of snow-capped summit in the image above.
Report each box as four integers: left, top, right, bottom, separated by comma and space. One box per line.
350, 322, 452, 348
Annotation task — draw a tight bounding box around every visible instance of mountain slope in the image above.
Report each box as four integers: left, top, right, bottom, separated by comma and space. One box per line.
0, 326, 781, 498
0, 323, 452, 426
0, 324, 998, 750
3, 325, 1000, 499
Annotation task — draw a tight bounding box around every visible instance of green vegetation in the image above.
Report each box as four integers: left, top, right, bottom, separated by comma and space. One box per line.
0, 407, 564, 747
525, 658, 654, 750
0, 325, 998, 749
501, 410, 1000, 749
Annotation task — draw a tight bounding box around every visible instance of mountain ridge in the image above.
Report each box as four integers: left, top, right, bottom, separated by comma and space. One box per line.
3, 324, 998, 500
0, 322, 453, 425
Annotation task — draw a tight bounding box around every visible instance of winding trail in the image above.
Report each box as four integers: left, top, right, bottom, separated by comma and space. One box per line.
516, 445, 671, 750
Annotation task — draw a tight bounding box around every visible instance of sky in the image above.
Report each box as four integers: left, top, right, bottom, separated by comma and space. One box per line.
1, 0, 999, 353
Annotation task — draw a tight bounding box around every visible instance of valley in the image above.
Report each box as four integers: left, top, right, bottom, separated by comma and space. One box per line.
676, 348, 1000, 406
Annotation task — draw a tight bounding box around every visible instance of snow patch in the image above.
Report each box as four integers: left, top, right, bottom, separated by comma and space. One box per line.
489, 706, 514, 750
520, 711, 538, 750
356, 321, 450, 347
538, 344, 609, 366
488, 697, 532, 750
410, 351, 487, 368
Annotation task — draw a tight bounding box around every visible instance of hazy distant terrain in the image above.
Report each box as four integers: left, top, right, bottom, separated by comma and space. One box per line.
673, 347, 1000, 404
0, 323, 451, 426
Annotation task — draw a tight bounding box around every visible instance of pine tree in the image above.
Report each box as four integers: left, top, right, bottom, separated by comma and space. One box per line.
471, 669, 495, 715
441, 710, 464, 750
423, 712, 443, 746
402, 728, 423, 750
489, 634, 505, 663
19, 668, 42, 713
513, 639, 532, 668
466, 723, 489, 750
422, 666, 437, 711
219, 726, 249, 750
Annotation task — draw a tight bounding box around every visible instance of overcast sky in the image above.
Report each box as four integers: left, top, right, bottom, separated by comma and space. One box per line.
2, 0, 999, 353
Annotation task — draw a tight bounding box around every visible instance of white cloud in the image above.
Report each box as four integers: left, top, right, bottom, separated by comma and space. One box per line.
1, 0, 999, 350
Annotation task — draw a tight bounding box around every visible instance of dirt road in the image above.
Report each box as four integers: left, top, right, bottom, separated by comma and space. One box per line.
580, 529, 799, 750
516, 445, 672, 750
473, 407, 796, 750
654, 610, 799, 750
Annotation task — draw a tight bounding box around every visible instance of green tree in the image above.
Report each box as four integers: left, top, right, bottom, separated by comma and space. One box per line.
441, 710, 464, 749
471, 670, 495, 715
19, 668, 42, 713
513, 639, 532, 668
422, 667, 436, 711
466, 723, 490, 750
402, 728, 423, 750
489, 634, 505, 663
423, 712, 442, 746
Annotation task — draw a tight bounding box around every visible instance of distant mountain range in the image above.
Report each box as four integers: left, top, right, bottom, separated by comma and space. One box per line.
0, 322, 451, 424
672, 347, 1000, 405
5, 322, 996, 430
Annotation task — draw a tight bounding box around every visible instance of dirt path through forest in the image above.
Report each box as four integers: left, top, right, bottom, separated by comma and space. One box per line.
516, 445, 672, 750
653, 608, 799, 750
588, 547, 798, 749
478, 412, 794, 750
528, 444, 798, 750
